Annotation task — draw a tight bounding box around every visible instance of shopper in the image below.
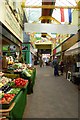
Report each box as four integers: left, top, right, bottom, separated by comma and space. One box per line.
39, 57, 44, 67
18, 51, 24, 63
59, 60, 64, 75
2, 52, 8, 72
0, 51, 2, 71
52, 56, 59, 76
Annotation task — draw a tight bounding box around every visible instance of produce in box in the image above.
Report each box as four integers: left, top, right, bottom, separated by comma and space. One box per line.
0, 85, 11, 93
13, 63, 22, 69
14, 78, 28, 87
7, 88, 21, 94
0, 93, 15, 104
22, 69, 31, 77
27, 69, 33, 75
0, 83, 4, 88
0, 77, 12, 85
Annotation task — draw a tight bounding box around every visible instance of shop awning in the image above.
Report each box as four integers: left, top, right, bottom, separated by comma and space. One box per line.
65, 41, 80, 55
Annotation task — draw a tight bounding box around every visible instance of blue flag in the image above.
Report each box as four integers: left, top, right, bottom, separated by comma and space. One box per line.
68, 8, 72, 24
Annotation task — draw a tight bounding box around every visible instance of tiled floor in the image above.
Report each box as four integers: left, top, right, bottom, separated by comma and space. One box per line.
23, 65, 78, 118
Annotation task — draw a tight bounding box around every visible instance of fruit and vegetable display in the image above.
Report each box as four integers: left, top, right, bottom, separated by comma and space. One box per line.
0, 77, 12, 86
0, 72, 4, 77
27, 64, 34, 70
6, 78, 28, 88
14, 68, 23, 72
0, 93, 15, 104
7, 88, 21, 94
4, 73, 20, 79
13, 63, 27, 73
22, 64, 27, 69
13, 78, 28, 87
13, 63, 22, 69
0, 91, 4, 99
0, 83, 4, 88
0, 77, 28, 108
22, 69, 31, 77
0, 85, 11, 93
27, 69, 33, 75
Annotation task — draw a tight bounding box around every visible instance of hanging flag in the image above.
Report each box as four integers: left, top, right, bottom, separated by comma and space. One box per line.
64, 9, 69, 23
60, 8, 65, 22
68, 8, 72, 24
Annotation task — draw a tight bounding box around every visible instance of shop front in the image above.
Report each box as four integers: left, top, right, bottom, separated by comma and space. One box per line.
61, 30, 79, 78
64, 41, 80, 84
56, 46, 62, 61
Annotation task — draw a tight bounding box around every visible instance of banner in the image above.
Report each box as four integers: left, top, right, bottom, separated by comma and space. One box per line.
60, 8, 65, 22
24, 23, 78, 34
68, 8, 72, 24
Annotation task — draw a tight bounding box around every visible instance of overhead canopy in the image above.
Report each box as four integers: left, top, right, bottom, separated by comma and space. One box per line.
65, 41, 80, 55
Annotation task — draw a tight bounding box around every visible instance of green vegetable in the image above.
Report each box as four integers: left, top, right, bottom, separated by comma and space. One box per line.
7, 82, 15, 86
22, 69, 31, 77
7, 88, 21, 94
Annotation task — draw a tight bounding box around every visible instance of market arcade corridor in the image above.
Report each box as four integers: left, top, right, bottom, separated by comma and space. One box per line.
23, 65, 78, 118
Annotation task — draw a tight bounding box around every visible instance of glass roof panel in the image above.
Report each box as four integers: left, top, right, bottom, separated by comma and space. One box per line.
25, 0, 77, 23
25, 0, 42, 23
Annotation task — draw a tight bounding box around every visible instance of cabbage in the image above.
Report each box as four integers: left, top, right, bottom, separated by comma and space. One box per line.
22, 69, 31, 77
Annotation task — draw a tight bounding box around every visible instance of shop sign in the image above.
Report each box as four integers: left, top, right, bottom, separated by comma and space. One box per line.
56, 46, 61, 53
2, 27, 21, 46
62, 33, 78, 51
56, 53, 61, 56
5, 5, 22, 42
24, 23, 78, 34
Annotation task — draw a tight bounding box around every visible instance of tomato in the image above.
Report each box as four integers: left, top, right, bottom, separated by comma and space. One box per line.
1, 97, 6, 104
21, 82, 26, 86
11, 94, 15, 96
7, 97, 12, 102
16, 83, 20, 86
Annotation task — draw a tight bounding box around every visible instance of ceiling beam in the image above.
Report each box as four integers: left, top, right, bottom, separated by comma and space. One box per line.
76, 0, 80, 4
21, 0, 26, 7
39, 16, 61, 24
21, 5, 80, 9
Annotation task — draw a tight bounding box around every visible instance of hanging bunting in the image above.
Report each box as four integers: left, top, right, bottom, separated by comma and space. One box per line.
68, 8, 72, 24
60, 8, 65, 22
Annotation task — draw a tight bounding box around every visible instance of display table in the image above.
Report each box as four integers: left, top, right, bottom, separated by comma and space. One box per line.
0, 64, 36, 119
72, 72, 80, 83
72, 72, 80, 90
4, 67, 36, 95
0, 84, 28, 120
32, 68, 36, 86
72, 72, 80, 77
10, 89, 27, 120
21, 68, 36, 94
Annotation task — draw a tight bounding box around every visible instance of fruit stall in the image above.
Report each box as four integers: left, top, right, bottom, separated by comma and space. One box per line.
0, 63, 36, 120
0, 74, 28, 120
3, 63, 36, 94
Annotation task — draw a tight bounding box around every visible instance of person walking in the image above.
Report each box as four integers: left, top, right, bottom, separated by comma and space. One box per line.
39, 57, 43, 67
52, 56, 59, 76
59, 60, 64, 75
